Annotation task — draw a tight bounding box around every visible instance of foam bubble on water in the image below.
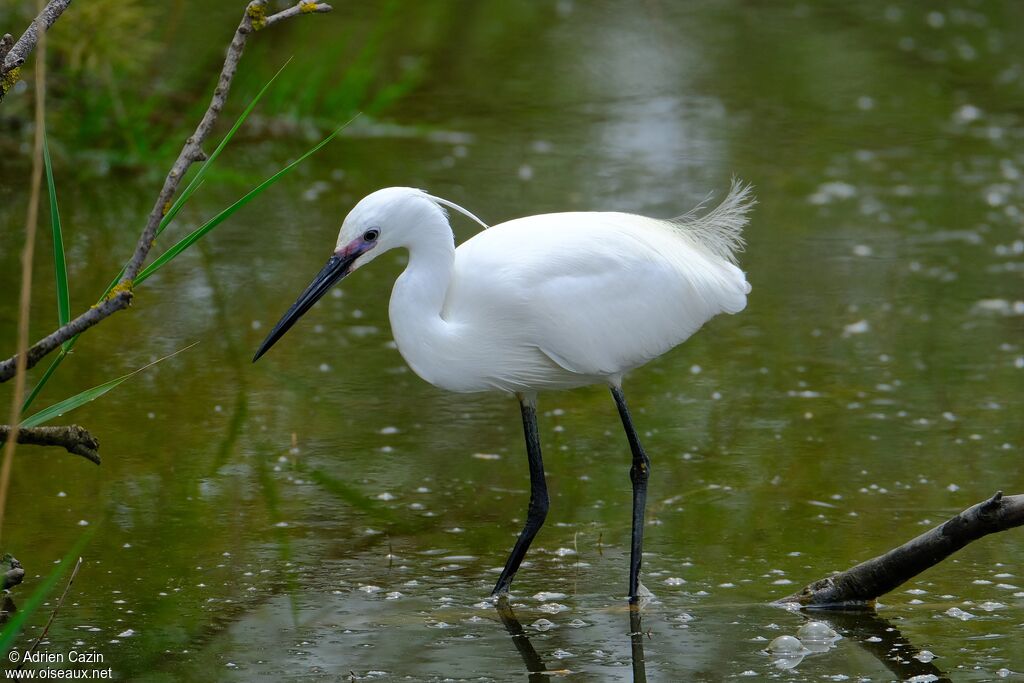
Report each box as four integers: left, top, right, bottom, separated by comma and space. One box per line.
843, 320, 870, 337
426, 620, 452, 629
808, 181, 857, 205
945, 607, 975, 620
768, 635, 803, 655
954, 104, 981, 123
794, 622, 835, 643
531, 618, 556, 631
533, 591, 567, 601
979, 601, 1006, 611
472, 452, 501, 460
538, 602, 569, 614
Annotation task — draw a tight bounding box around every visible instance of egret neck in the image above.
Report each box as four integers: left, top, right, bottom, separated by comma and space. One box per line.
388, 209, 458, 387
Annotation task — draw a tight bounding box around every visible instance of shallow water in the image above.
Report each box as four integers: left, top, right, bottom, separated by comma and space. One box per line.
1, 1, 1022, 680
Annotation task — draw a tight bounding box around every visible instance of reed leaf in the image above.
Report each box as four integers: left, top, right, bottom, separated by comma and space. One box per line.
135, 118, 355, 286
159, 59, 292, 236
21, 65, 291, 409
43, 134, 71, 345
20, 343, 198, 429
20, 348, 67, 413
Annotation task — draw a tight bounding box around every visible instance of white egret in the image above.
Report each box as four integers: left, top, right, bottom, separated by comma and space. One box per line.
253, 181, 754, 601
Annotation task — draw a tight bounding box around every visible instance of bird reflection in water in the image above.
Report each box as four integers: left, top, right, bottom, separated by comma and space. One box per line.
494, 597, 649, 681
494, 598, 951, 681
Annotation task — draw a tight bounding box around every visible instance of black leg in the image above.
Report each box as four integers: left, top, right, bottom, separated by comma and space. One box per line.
492, 394, 549, 596
611, 385, 651, 602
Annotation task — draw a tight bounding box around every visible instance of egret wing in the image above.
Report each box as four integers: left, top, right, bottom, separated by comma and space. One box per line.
448, 212, 748, 378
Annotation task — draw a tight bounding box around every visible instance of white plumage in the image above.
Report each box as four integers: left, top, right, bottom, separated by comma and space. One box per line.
340, 181, 754, 393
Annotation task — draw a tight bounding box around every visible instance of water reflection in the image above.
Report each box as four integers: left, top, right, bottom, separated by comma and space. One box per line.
1, 0, 1022, 678
0, 596, 15, 626
495, 598, 549, 681
628, 606, 648, 683
819, 610, 950, 682
496, 597, 654, 682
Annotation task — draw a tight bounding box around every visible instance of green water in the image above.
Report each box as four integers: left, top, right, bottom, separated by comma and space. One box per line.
1, 1, 1022, 680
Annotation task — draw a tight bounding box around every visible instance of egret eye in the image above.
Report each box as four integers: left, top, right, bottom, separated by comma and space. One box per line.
363, 228, 380, 242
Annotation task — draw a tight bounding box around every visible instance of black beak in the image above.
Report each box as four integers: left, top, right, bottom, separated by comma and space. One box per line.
253, 252, 357, 362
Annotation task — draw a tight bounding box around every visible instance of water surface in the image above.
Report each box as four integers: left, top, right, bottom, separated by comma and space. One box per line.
1, 1, 1022, 679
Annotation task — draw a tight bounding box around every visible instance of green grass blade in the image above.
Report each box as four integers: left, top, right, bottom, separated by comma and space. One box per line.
21, 348, 68, 413
136, 118, 355, 286
20, 63, 291, 411
43, 134, 71, 343
0, 530, 93, 657
158, 59, 292, 237
20, 342, 198, 428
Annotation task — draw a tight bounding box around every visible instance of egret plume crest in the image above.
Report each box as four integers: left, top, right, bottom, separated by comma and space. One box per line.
426, 193, 490, 230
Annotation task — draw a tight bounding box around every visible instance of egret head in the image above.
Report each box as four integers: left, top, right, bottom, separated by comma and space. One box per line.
333, 187, 442, 271
253, 187, 486, 362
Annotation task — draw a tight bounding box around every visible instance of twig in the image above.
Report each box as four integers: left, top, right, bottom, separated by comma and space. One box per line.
0, 1, 47, 546
0, 426, 100, 465
0, 294, 131, 382
19, 556, 83, 670
779, 491, 1024, 607
0, 0, 71, 102
120, 0, 333, 284
0, 1, 333, 384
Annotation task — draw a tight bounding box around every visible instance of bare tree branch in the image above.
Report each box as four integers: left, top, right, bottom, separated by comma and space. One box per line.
264, 1, 333, 28
0, 0, 72, 102
0, 1, 332, 384
0, 425, 100, 465
779, 491, 1024, 607
0, 293, 131, 382
120, 0, 332, 284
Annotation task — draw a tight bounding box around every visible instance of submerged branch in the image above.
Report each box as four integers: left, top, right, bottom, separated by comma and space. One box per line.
779, 491, 1024, 607
2, 555, 24, 591
0, 1, 332, 383
0, 425, 100, 465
